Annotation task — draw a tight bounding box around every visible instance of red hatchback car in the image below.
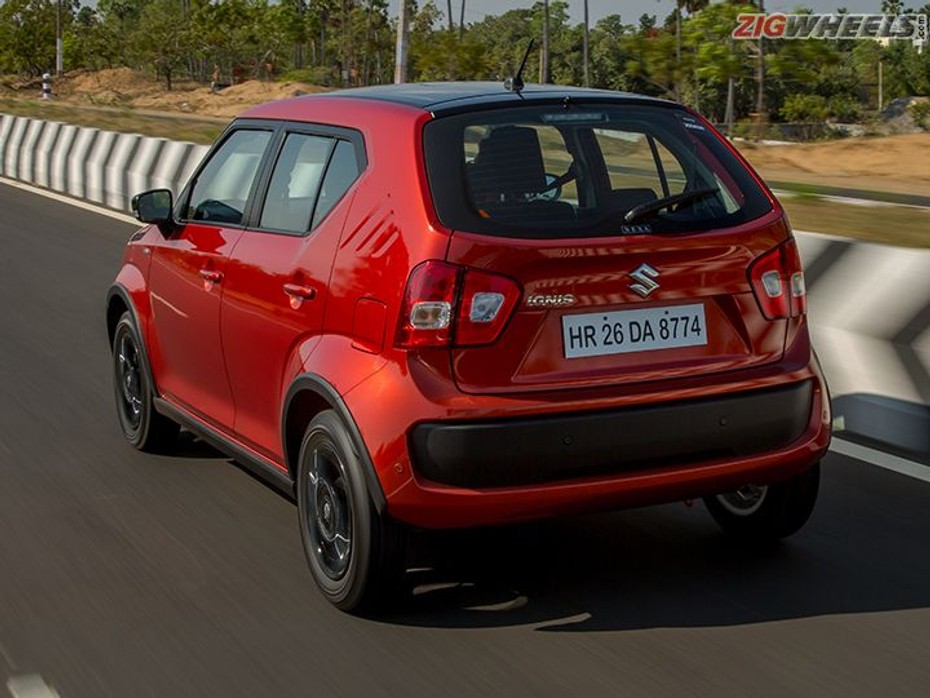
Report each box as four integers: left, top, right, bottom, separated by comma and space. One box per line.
108, 82, 830, 611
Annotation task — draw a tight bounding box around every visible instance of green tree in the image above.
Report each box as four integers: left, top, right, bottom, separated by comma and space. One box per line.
96, 0, 148, 64
64, 6, 121, 70
410, 0, 487, 81
466, 8, 536, 80
585, 15, 639, 91
684, 3, 756, 125
130, 0, 190, 89
0, 0, 77, 76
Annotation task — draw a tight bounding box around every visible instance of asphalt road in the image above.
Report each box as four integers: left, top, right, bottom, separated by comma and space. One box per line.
2, 183, 930, 698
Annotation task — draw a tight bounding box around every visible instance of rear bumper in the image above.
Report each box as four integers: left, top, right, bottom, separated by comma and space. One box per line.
344, 334, 831, 529
410, 381, 813, 488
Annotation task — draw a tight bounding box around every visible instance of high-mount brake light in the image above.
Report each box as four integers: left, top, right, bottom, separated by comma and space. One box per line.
395, 261, 521, 348
749, 239, 806, 320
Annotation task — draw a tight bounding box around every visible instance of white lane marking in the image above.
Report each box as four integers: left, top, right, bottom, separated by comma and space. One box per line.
0, 176, 137, 225
6, 675, 61, 698
831, 437, 930, 484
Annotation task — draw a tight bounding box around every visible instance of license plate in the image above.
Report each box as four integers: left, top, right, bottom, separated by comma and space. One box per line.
562, 303, 707, 359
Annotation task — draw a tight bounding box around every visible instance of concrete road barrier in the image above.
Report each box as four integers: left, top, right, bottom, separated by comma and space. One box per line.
0, 114, 207, 212
796, 234, 930, 455
1, 112, 928, 456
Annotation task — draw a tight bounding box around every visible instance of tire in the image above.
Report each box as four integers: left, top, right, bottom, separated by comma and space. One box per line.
111, 312, 179, 452
296, 410, 406, 613
704, 462, 820, 541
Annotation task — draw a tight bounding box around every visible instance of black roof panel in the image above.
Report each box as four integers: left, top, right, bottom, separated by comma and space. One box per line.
319, 82, 671, 114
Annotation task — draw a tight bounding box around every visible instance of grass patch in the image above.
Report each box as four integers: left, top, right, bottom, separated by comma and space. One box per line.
0, 97, 223, 144
778, 183, 822, 203
782, 197, 930, 248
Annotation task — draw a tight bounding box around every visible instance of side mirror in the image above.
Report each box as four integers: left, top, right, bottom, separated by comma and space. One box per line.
131, 189, 175, 231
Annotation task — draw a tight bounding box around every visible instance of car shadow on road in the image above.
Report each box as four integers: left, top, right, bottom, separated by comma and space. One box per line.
376, 458, 930, 632
173, 430, 227, 459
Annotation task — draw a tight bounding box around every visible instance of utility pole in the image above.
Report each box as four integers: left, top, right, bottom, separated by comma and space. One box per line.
55, 0, 63, 76
541, 0, 550, 83
394, 0, 409, 83
755, 0, 766, 118
582, 0, 589, 87
675, 1, 681, 100
459, 0, 466, 41
725, 76, 735, 135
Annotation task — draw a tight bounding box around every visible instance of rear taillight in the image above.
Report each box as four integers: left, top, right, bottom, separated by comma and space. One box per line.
395, 261, 459, 348
395, 261, 521, 348
749, 239, 806, 320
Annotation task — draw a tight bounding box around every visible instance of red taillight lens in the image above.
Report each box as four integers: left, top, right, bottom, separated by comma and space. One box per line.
749, 239, 806, 320
396, 261, 460, 348
395, 261, 521, 348
783, 238, 807, 317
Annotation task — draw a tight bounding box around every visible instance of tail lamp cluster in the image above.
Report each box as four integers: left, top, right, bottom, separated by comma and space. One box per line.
749, 239, 806, 319
395, 261, 521, 348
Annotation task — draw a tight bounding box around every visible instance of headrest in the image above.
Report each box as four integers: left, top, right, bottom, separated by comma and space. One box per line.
468, 126, 547, 201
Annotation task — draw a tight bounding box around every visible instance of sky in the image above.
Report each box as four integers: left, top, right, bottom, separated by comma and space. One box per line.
385, 0, 897, 26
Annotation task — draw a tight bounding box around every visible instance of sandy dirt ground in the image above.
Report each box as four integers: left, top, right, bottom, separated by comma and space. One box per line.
738, 134, 930, 197
40, 67, 328, 119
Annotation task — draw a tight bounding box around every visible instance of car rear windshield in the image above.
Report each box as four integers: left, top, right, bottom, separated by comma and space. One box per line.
423, 103, 773, 238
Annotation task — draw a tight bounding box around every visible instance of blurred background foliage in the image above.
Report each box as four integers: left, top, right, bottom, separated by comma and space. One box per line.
0, 0, 928, 127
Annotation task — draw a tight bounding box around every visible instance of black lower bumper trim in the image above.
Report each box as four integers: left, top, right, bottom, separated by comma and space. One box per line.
410, 381, 813, 488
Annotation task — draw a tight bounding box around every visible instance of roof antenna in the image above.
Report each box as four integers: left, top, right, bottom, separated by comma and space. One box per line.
504, 39, 534, 95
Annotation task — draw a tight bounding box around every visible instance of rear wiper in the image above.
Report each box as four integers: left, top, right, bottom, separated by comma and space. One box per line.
624, 187, 719, 224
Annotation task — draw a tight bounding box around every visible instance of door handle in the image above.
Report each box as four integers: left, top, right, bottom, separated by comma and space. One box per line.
283, 283, 316, 301
199, 269, 224, 283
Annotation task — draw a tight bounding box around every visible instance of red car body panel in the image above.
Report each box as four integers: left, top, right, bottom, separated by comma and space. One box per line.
110, 84, 831, 531
221, 202, 346, 462
147, 224, 243, 429
444, 211, 790, 394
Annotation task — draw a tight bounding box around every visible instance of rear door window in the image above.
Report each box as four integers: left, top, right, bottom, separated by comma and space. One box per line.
424, 104, 772, 238
259, 133, 332, 234
254, 132, 364, 236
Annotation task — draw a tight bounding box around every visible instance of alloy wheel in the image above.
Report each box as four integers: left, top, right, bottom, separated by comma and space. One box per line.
303, 444, 353, 580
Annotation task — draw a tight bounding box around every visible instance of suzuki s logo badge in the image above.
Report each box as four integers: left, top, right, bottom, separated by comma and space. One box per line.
526, 293, 576, 308
629, 263, 660, 298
